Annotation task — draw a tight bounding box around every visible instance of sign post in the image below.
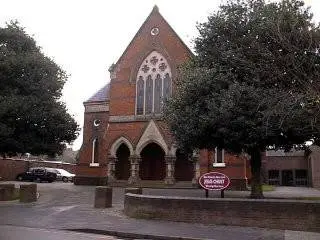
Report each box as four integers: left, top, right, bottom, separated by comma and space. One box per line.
199, 172, 230, 198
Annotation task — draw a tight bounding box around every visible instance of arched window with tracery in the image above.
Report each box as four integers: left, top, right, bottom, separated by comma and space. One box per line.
136, 51, 172, 115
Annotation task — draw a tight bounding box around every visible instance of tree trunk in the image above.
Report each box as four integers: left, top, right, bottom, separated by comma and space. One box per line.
249, 148, 264, 199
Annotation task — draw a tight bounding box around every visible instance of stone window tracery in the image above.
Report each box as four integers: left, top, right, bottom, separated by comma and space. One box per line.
163, 73, 172, 102
142, 65, 150, 73
136, 51, 172, 115
154, 74, 162, 113
145, 75, 153, 114
136, 76, 144, 115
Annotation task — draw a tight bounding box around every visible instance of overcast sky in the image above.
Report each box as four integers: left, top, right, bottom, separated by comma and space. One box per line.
1, 0, 319, 150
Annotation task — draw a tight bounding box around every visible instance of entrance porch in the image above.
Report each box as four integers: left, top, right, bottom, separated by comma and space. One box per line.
108, 142, 198, 187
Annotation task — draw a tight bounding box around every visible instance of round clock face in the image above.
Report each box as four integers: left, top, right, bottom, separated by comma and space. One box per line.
93, 119, 101, 127
150, 27, 159, 36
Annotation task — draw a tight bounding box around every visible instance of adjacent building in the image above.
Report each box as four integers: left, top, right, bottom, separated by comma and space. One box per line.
262, 146, 320, 188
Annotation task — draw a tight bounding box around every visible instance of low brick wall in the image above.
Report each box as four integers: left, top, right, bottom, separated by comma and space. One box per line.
124, 194, 320, 232
125, 187, 143, 194
0, 184, 15, 201
73, 176, 107, 186
0, 158, 76, 181
228, 178, 248, 190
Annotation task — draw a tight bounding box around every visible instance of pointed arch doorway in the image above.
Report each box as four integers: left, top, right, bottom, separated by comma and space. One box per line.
115, 143, 131, 180
139, 142, 166, 180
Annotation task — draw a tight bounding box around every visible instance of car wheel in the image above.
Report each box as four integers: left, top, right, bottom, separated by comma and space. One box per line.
17, 176, 23, 181
62, 177, 68, 183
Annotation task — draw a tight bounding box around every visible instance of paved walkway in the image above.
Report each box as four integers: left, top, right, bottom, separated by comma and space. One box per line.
0, 182, 320, 240
0, 225, 122, 240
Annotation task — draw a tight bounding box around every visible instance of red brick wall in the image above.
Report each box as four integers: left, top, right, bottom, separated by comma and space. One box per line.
76, 165, 107, 177
79, 111, 109, 165
109, 9, 191, 117
199, 149, 251, 180
105, 121, 147, 148
309, 147, 320, 188
0, 159, 28, 181
263, 155, 307, 170
0, 158, 76, 181
77, 110, 109, 178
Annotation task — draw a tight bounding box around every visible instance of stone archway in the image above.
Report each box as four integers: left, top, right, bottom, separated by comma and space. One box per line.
110, 136, 134, 158
174, 149, 194, 181
139, 142, 166, 180
115, 143, 131, 180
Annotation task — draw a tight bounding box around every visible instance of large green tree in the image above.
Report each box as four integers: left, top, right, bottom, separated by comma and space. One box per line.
165, 0, 320, 198
0, 22, 79, 157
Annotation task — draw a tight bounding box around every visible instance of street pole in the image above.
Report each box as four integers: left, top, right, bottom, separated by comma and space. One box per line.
205, 152, 210, 198
221, 189, 224, 198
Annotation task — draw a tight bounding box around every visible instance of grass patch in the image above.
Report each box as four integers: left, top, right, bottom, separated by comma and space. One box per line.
292, 197, 320, 201
262, 184, 275, 192
248, 184, 275, 192
11, 188, 20, 200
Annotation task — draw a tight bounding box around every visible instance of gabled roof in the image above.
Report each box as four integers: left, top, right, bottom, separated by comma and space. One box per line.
112, 5, 193, 70
84, 83, 110, 104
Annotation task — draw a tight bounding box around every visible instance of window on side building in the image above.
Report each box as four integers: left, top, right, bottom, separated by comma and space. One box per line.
213, 147, 225, 167
268, 170, 280, 185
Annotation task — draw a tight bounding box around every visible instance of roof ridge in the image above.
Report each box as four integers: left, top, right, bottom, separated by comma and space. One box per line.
110, 6, 193, 72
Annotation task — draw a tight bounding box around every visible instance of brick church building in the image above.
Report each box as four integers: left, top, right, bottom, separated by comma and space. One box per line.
75, 6, 251, 189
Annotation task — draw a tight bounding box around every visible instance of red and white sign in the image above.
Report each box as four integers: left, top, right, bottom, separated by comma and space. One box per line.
199, 172, 230, 191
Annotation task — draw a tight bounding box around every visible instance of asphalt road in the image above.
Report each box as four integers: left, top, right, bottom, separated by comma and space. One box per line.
0, 225, 123, 240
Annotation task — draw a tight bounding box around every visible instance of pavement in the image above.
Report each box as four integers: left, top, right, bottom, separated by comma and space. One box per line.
0, 225, 122, 240
0, 181, 320, 240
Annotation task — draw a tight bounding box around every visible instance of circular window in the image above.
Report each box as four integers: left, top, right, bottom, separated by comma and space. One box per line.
150, 27, 159, 36
93, 119, 101, 127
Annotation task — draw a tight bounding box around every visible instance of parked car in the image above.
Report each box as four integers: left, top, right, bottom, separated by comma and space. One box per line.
16, 167, 57, 183
53, 168, 75, 182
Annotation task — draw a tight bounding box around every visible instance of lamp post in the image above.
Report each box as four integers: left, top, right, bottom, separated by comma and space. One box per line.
205, 151, 210, 198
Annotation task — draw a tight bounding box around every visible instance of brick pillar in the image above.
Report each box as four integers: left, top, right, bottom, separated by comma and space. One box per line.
107, 156, 116, 183
94, 186, 112, 208
192, 150, 200, 186
165, 156, 176, 185
128, 156, 141, 185
192, 158, 201, 186
0, 188, 5, 201
20, 184, 37, 203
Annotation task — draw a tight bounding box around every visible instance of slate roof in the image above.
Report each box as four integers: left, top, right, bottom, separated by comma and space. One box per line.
84, 83, 110, 103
